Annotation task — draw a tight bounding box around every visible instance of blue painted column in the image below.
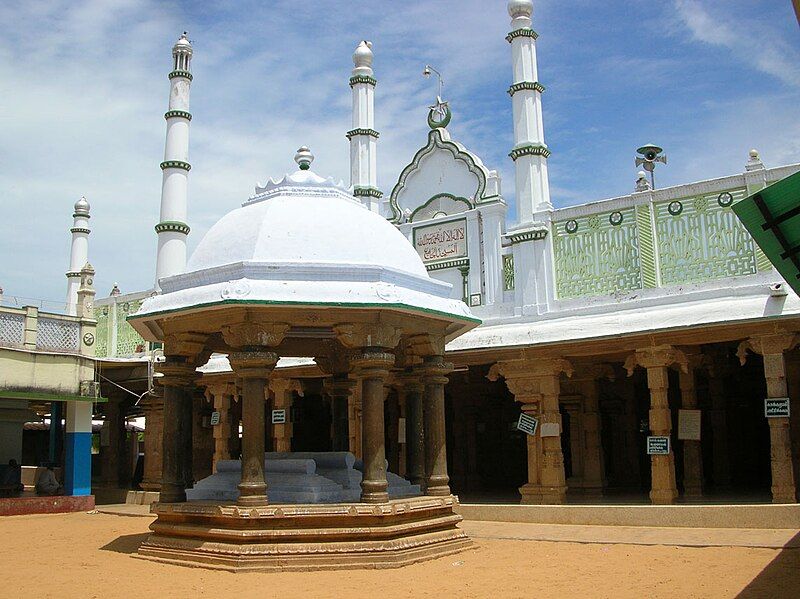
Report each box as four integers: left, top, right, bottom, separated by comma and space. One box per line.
65, 400, 93, 496
48, 401, 63, 464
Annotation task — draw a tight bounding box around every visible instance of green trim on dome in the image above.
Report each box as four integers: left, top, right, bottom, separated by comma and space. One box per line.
155, 221, 191, 235
128, 298, 481, 326
506, 29, 539, 43
164, 110, 192, 121
509, 143, 551, 161
168, 70, 193, 81
508, 81, 545, 96
349, 75, 377, 88
346, 128, 380, 140
70, 227, 90, 234
353, 186, 384, 199
160, 160, 191, 172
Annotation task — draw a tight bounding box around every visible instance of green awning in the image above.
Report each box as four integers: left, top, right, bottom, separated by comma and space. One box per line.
0, 390, 108, 403
733, 170, 800, 295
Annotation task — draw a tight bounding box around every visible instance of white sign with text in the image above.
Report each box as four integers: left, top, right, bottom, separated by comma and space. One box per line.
413, 218, 467, 263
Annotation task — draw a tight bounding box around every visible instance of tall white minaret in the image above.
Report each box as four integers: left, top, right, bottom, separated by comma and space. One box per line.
65, 196, 91, 315
155, 32, 193, 288
348, 40, 382, 213
508, 0, 552, 223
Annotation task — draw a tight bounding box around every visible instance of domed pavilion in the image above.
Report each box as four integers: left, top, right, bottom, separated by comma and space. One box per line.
130, 148, 480, 570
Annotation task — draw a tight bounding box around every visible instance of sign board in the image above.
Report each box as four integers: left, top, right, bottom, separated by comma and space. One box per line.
677, 409, 701, 441
516, 413, 538, 436
646, 436, 670, 455
412, 218, 467, 263
210, 411, 221, 426
271, 409, 287, 424
765, 398, 790, 418
539, 422, 560, 438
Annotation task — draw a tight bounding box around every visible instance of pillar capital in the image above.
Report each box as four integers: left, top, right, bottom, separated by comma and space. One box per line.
334, 322, 402, 350
419, 355, 453, 385
394, 370, 425, 393
350, 349, 395, 376
624, 345, 688, 376
737, 333, 798, 364
269, 377, 303, 397
163, 332, 208, 360
488, 357, 572, 402
228, 351, 279, 379
221, 321, 289, 349
403, 333, 446, 358
157, 356, 199, 387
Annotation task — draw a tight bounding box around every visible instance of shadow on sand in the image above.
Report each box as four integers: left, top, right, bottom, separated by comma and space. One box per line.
736, 531, 800, 598
100, 533, 151, 555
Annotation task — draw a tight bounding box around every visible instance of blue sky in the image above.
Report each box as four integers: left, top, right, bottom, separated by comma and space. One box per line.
1, 0, 798, 305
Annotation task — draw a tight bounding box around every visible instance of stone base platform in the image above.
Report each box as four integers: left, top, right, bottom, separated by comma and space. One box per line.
137, 495, 471, 571
0, 494, 95, 517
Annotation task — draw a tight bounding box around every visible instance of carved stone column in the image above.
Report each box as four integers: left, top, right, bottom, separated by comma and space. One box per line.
140, 394, 164, 491
324, 375, 356, 452
739, 334, 798, 503
207, 385, 233, 472
678, 353, 704, 500
576, 366, 611, 498
229, 351, 279, 506
101, 398, 124, 487
351, 350, 394, 503
157, 356, 198, 503
269, 379, 301, 453
490, 357, 572, 504
706, 346, 732, 488
398, 374, 425, 487
422, 356, 452, 496
625, 346, 687, 505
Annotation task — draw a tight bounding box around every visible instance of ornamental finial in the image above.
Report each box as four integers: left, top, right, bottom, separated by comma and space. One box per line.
74, 196, 90, 215
353, 40, 373, 69
294, 146, 314, 170
508, 0, 533, 19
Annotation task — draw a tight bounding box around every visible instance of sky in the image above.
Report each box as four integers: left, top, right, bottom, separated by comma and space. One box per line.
1, 0, 798, 306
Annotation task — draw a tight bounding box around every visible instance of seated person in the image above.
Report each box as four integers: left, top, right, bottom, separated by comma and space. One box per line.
35, 465, 63, 496
0, 459, 24, 495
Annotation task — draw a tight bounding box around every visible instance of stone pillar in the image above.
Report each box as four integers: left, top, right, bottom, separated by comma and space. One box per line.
739, 334, 798, 503
489, 357, 572, 504
101, 399, 124, 486
400, 375, 425, 487
625, 346, 687, 505
270, 379, 300, 453
678, 356, 704, 500
706, 347, 732, 488
208, 386, 232, 472
325, 375, 356, 452
158, 357, 196, 503
179, 389, 194, 489
351, 350, 394, 503
229, 351, 278, 506
577, 368, 608, 497
422, 356, 452, 496
140, 395, 164, 491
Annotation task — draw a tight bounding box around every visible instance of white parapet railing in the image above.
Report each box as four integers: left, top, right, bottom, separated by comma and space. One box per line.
0, 305, 94, 356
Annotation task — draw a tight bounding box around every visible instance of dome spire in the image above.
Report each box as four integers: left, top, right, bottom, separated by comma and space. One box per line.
294, 146, 314, 171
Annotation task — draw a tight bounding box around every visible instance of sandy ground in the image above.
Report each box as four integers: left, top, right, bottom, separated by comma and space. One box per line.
1, 512, 798, 599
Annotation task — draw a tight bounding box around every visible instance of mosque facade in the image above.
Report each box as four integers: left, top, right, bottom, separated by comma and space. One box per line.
8, 1, 798, 508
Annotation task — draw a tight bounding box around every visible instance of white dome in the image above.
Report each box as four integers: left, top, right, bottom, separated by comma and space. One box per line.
187, 172, 427, 278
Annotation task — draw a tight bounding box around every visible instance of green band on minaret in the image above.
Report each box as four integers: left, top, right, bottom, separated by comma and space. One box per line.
508, 81, 545, 96
353, 187, 384, 199
349, 75, 377, 88
168, 70, 193, 81
509, 143, 551, 161
165, 110, 192, 121
155, 221, 191, 235
506, 29, 539, 43
160, 160, 192, 172
346, 128, 380, 140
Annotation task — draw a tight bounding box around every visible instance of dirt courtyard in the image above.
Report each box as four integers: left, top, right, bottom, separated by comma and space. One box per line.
1, 512, 797, 598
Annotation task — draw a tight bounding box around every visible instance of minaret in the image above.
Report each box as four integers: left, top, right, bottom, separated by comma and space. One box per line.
65, 196, 90, 315
507, 0, 552, 222
155, 32, 193, 288
348, 40, 382, 213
